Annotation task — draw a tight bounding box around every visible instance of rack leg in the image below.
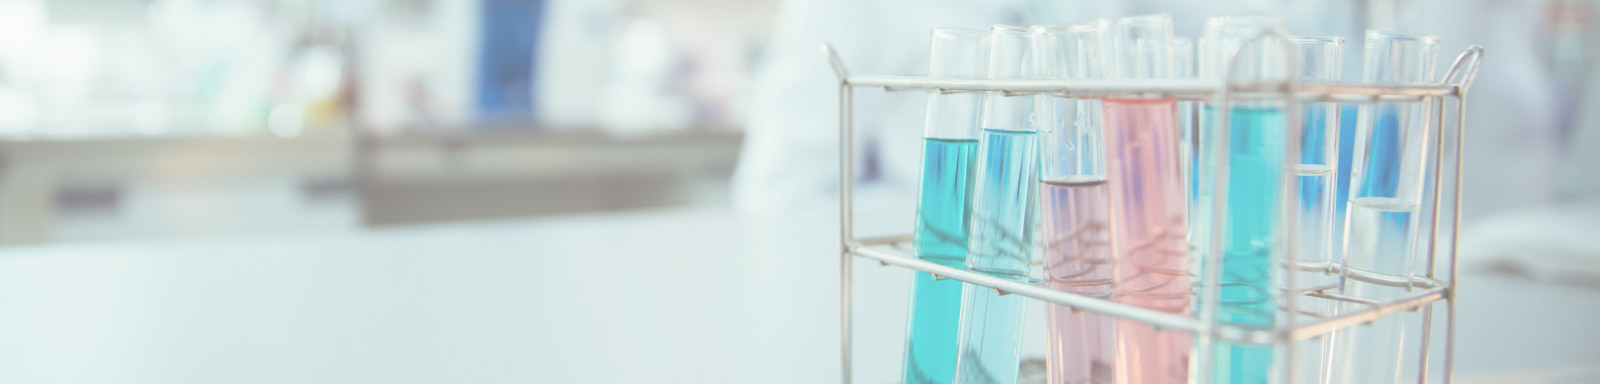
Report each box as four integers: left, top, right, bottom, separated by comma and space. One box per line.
841, 249, 853, 384
1417, 305, 1434, 383
1443, 295, 1456, 384
837, 71, 856, 384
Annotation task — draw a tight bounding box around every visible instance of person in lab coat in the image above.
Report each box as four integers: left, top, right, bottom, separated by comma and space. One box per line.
733, 0, 1562, 223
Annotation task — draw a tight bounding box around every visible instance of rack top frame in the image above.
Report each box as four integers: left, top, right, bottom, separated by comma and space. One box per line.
823, 44, 1485, 103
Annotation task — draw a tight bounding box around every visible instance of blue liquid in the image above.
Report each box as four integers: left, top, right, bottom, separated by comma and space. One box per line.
1207, 107, 1286, 384
953, 128, 1038, 384
905, 272, 965, 384
904, 138, 979, 384
966, 129, 1039, 276
956, 283, 1028, 384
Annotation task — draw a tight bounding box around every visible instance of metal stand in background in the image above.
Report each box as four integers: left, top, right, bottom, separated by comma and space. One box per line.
826, 32, 1484, 384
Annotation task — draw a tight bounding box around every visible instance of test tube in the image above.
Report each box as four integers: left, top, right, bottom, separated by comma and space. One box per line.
1191, 15, 1292, 384
1329, 30, 1439, 384
1034, 20, 1113, 384
1194, 15, 1287, 265
903, 27, 986, 384
1173, 36, 1197, 243
1102, 14, 1189, 384
953, 24, 1036, 384
1291, 34, 1344, 384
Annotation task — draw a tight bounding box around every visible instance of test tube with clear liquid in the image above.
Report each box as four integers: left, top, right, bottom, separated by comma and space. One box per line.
953, 25, 1036, 384
903, 27, 986, 384
1033, 20, 1114, 384
1102, 14, 1190, 384
1329, 30, 1439, 384
1290, 35, 1344, 384
1195, 15, 1291, 384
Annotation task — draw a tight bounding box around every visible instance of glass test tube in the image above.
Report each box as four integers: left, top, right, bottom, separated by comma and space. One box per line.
904, 27, 987, 384
953, 24, 1036, 384
1191, 15, 1289, 384
1101, 14, 1190, 384
1034, 20, 1114, 384
1291, 35, 1344, 384
1329, 30, 1439, 384
1173, 36, 1197, 250
1193, 15, 1287, 280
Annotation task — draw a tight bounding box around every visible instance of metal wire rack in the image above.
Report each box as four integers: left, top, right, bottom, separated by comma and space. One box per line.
828, 31, 1485, 384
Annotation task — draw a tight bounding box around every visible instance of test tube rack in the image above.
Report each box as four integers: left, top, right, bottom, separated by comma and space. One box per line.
828, 31, 1484, 384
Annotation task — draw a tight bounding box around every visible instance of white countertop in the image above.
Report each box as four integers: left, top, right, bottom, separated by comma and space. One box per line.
0, 203, 1595, 383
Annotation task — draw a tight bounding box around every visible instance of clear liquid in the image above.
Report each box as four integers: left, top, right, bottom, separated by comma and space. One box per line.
1293, 105, 1338, 384
1040, 176, 1114, 384
953, 128, 1038, 384
1342, 196, 1420, 282
966, 129, 1040, 276
1102, 98, 1190, 384
955, 282, 1030, 384
1293, 165, 1337, 384
1294, 163, 1337, 288
1205, 107, 1286, 384
904, 138, 979, 384
1330, 196, 1420, 384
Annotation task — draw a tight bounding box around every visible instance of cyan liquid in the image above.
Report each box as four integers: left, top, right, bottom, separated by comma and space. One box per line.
1205, 106, 1286, 384
904, 272, 965, 384
953, 128, 1038, 384
904, 138, 979, 384
914, 138, 980, 265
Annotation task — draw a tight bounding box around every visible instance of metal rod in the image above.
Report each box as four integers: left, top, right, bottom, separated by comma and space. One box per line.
847, 75, 1458, 100
825, 43, 853, 384
1417, 91, 1448, 384
1441, 45, 1483, 384
852, 245, 1216, 336
1288, 287, 1447, 341
854, 234, 914, 246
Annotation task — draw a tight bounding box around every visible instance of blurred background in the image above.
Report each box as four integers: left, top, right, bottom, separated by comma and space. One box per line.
0, 0, 1594, 383
0, 0, 762, 244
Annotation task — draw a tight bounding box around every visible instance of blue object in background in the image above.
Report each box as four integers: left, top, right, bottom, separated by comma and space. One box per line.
477, 0, 544, 124
1335, 103, 1359, 216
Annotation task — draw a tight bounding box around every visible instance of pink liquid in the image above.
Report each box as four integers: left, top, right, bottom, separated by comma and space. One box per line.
1101, 98, 1191, 384
1041, 176, 1115, 384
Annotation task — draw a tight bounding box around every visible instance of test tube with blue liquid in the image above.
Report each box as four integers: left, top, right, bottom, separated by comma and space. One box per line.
1290, 35, 1344, 384
1193, 15, 1293, 384
952, 25, 1036, 384
1033, 20, 1115, 384
1102, 14, 1191, 384
903, 27, 986, 384
1329, 30, 1439, 384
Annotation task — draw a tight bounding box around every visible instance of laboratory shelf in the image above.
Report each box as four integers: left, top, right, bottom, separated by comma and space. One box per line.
827, 31, 1484, 384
